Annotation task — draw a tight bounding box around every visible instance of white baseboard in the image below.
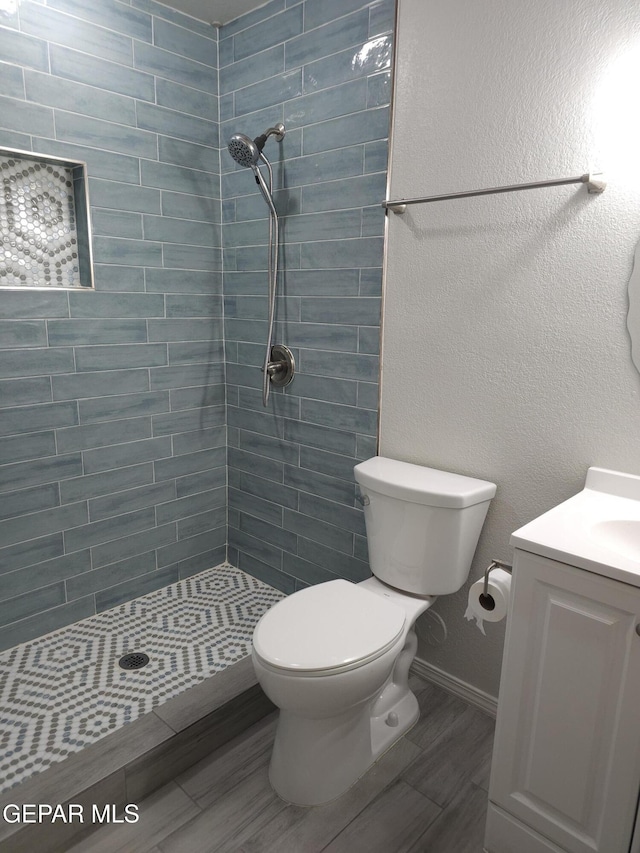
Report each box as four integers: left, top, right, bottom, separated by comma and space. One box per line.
410, 656, 498, 718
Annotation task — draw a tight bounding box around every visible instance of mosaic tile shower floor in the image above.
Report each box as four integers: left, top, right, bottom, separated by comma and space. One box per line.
0, 564, 283, 793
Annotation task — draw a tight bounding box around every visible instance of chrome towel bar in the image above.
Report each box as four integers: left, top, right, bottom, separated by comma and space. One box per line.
383, 172, 606, 214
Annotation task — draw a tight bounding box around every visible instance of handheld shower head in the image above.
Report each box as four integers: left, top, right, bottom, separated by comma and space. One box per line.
228, 133, 260, 168
227, 123, 285, 168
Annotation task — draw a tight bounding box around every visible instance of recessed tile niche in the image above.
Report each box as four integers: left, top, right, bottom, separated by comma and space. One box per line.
0, 147, 94, 289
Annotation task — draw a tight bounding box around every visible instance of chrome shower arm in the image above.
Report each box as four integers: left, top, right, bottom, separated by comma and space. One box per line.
263, 123, 286, 142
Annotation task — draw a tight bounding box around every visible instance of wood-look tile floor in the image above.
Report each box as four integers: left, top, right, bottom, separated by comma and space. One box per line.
69, 679, 494, 853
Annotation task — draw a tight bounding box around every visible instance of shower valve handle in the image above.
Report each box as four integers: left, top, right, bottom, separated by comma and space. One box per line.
263, 344, 295, 389
264, 360, 285, 376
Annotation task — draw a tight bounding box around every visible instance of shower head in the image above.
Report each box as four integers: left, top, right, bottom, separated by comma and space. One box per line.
227, 123, 286, 168
228, 133, 260, 168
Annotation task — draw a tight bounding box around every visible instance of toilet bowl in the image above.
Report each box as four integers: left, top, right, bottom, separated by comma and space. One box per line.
253, 576, 434, 805
252, 456, 496, 806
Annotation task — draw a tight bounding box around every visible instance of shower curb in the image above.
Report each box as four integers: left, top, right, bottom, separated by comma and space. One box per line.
0, 656, 273, 853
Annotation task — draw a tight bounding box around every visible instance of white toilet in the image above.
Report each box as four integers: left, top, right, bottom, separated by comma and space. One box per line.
251, 455, 496, 806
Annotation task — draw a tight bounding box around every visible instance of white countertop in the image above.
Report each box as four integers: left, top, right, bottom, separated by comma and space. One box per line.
511, 467, 640, 588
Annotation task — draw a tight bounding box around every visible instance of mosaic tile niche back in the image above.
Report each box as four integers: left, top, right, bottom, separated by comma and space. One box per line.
0, 149, 92, 289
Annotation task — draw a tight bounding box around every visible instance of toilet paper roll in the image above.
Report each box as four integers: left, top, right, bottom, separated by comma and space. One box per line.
464, 568, 512, 635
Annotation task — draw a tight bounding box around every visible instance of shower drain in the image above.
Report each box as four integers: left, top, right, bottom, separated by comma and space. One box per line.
118, 652, 150, 670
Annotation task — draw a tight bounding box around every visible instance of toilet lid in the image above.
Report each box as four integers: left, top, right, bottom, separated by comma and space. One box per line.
253, 580, 406, 674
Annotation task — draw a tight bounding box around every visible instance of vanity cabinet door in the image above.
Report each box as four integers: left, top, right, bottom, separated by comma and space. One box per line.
488, 551, 640, 853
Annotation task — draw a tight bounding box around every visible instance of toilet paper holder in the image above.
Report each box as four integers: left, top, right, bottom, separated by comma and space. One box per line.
480, 559, 513, 611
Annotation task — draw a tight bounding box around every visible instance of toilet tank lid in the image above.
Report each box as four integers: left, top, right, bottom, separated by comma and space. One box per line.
354, 456, 496, 508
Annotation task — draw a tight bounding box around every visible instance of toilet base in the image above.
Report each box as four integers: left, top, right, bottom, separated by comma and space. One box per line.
371, 688, 420, 758
268, 682, 420, 807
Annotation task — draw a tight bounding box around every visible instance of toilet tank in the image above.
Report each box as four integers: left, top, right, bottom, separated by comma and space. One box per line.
354, 456, 496, 596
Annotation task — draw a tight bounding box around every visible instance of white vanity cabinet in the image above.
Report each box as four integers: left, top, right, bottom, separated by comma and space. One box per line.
485, 549, 640, 853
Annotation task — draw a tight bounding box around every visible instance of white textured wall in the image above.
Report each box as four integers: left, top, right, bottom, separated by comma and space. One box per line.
382, 0, 640, 698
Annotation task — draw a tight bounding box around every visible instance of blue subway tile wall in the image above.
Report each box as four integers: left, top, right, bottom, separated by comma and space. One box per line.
0, 0, 393, 648
0, 1, 224, 650
221, 0, 392, 592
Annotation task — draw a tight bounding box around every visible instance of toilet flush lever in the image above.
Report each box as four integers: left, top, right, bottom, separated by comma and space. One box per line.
356, 492, 370, 506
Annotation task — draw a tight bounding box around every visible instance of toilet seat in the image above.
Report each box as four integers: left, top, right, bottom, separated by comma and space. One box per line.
253, 579, 406, 676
